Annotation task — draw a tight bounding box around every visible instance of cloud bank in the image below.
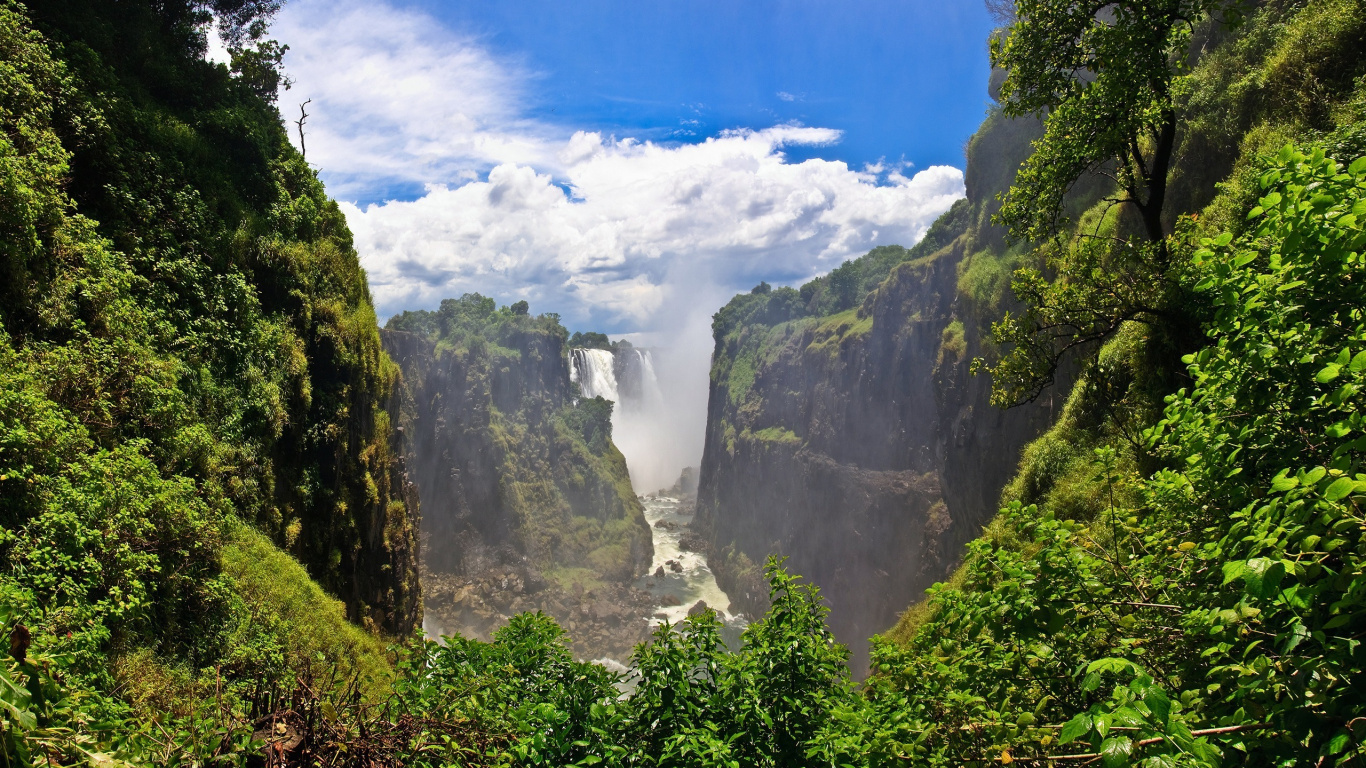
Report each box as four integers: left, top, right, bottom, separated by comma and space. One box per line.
273, 0, 965, 486
343, 129, 963, 329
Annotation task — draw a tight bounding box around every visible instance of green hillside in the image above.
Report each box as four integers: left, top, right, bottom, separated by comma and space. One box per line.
0, 0, 415, 761
3, 0, 1365, 765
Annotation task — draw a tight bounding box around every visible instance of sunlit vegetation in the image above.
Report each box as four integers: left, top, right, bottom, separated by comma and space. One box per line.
3, 0, 1366, 765
1, 0, 416, 761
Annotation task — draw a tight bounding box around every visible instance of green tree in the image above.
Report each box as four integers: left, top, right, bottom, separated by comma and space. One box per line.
980, 0, 1245, 405
993, 0, 1240, 245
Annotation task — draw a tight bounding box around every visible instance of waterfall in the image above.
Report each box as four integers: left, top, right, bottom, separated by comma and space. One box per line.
615, 349, 665, 413
569, 346, 673, 492
569, 347, 663, 413
570, 348, 620, 402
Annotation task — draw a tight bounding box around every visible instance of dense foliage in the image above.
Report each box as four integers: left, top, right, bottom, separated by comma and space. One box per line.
4, 0, 1366, 764
0, 0, 414, 763
253, 560, 852, 768
830, 148, 1366, 766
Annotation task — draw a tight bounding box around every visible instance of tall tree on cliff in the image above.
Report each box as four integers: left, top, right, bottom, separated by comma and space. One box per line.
981, 0, 1243, 405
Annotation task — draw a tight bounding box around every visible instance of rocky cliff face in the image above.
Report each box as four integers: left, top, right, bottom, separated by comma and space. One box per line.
695, 110, 1068, 672
382, 312, 653, 652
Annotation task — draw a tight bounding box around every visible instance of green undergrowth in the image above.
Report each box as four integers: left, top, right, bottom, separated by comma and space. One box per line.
219, 522, 393, 696
869, 143, 1366, 767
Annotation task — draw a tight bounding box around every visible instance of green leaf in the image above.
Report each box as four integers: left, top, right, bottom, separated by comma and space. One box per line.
1317, 364, 1342, 383
1144, 686, 1171, 726
1222, 560, 1247, 585
1328, 730, 1351, 755
1326, 421, 1352, 439
1324, 477, 1356, 502
0, 668, 35, 731
1269, 471, 1299, 492
1100, 736, 1134, 768
1350, 157, 1366, 176
1059, 713, 1092, 745
1243, 558, 1286, 599
1087, 658, 1139, 675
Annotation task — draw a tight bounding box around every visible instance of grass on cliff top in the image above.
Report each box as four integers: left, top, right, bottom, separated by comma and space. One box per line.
800, 308, 874, 369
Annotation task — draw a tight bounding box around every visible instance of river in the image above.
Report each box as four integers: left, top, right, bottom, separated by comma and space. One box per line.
633, 494, 747, 649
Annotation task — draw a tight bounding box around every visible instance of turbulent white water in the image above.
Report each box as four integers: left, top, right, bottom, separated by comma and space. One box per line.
635, 495, 747, 648
569, 346, 744, 648
570, 348, 620, 402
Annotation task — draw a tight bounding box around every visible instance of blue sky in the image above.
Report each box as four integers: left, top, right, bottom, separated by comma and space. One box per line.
270, 0, 992, 334
372, 0, 995, 203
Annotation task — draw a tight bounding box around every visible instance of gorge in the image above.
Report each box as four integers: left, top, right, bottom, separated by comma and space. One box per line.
384, 313, 741, 662
4, 0, 1365, 764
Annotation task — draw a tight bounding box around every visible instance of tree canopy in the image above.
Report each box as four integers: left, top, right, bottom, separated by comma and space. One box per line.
993, 0, 1241, 245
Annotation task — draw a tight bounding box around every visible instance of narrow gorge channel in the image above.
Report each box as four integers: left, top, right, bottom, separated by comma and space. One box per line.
570, 346, 749, 660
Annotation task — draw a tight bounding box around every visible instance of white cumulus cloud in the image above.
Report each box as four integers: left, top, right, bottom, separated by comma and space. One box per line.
342, 128, 962, 328
274, 0, 965, 484
275, 0, 964, 329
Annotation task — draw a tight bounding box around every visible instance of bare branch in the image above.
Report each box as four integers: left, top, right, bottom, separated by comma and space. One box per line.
296, 98, 311, 162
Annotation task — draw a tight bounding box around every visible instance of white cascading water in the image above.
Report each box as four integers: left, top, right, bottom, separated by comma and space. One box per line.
569, 346, 746, 645
626, 349, 665, 414
569, 348, 620, 402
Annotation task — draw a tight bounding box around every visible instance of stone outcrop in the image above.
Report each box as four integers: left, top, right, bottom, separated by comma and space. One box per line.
694, 110, 1068, 673
382, 323, 653, 657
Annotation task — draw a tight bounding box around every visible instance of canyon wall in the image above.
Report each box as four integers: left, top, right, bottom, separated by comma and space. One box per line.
695, 108, 1068, 671
381, 302, 653, 652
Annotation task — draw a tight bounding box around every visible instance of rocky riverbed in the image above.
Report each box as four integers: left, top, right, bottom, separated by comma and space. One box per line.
422, 566, 658, 661
423, 491, 746, 661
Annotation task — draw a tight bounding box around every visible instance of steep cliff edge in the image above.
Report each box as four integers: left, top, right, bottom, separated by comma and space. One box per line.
695, 108, 1062, 670
383, 297, 654, 656
0, 0, 419, 747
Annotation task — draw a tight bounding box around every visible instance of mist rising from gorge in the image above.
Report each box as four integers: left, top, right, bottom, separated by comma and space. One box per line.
611, 300, 718, 493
